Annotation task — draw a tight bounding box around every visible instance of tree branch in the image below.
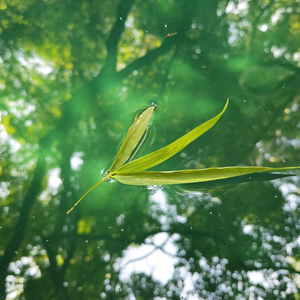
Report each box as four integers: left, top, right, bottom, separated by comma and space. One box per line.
41, 236, 71, 300
103, 0, 135, 74
121, 236, 171, 267
118, 37, 177, 80
0, 138, 47, 300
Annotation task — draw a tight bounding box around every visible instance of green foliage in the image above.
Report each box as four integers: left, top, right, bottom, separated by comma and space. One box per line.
1, 0, 300, 299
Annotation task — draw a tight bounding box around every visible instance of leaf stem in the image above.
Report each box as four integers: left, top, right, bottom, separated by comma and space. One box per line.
67, 174, 111, 214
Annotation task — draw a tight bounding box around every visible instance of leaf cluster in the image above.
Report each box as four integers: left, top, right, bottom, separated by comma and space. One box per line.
68, 99, 299, 213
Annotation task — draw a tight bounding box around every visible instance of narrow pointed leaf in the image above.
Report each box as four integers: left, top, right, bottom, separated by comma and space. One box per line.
110, 105, 155, 172
113, 166, 300, 185
117, 99, 229, 173
179, 172, 295, 193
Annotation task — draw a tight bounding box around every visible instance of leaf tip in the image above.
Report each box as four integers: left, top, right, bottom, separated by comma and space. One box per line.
151, 102, 157, 110
226, 98, 229, 107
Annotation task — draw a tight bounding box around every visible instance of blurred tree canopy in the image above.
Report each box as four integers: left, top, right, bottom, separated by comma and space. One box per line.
1, 0, 300, 299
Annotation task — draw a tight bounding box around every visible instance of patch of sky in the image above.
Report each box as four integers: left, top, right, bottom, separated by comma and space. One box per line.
272, 8, 286, 24
125, 16, 133, 28
271, 46, 286, 58
17, 50, 54, 76
248, 271, 264, 285
117, 219, 211, 299
259, 24, 268, 32
243, 224, 253, 235
132, 28, 140, 38
7, 256, 41, 300
5, 135, 21, 153
0, 181, 10, 198
293, 52, 300, 61
148, 188, 187, 229
117, 232, 179, 284
70, 151, 84, 171
228, 23, 239, 45
6, 99, 35, 119
48, 168, 63, 195
226, 0, 248, 15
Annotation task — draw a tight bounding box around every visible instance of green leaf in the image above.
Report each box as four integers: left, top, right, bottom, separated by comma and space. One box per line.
178, 172, 295, 193
117, 99, 229, 173
67, 104, 156, 214
113, 166, 300, 185
110, 105, 156, 172
68, 98, 299, 214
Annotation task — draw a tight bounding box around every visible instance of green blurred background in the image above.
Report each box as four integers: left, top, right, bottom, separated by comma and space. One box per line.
1, 0, 300, 299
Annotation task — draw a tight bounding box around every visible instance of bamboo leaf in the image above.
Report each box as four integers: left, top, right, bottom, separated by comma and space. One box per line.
178, 172, 295, 193
67, 98, 300, 214
113, 166, 300, 185
110, 105, 155, 172
67, 105, 155, 213
117, 99, 229, 173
